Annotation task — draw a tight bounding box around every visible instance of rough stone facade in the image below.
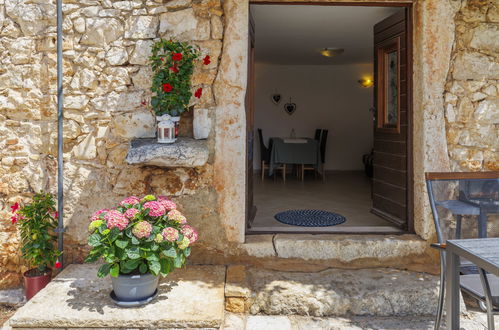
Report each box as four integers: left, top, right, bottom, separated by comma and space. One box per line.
0, 0, 497, 290
445, 1, 498, 172
0, 0, 223, 288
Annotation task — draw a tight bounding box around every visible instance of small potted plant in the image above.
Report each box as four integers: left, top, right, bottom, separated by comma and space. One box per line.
85, 195, 198, 306
149, 39, 210, 143
10, 193, 61, 300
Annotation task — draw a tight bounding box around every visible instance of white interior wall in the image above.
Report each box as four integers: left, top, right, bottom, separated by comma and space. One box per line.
253, 63, 374, 171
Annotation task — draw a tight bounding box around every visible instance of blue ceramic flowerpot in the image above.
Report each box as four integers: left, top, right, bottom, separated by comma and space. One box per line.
111, 273, 159, 302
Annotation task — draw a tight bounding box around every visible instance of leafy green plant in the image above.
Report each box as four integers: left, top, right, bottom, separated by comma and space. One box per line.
150, 39, 201, 117
85, 195, 198, 278
10, 193, 61, 275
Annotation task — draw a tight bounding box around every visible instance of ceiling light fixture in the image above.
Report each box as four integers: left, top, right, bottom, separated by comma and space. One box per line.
320, 48, 345, 58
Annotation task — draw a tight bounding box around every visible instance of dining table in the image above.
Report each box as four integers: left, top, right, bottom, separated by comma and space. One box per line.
446, 238, 499, 329
268, 137, 320, 176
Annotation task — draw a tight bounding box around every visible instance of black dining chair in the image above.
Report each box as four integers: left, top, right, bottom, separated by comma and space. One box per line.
425, 172, 499, 329
257, 129, 285, 181
301, 129, 328, 181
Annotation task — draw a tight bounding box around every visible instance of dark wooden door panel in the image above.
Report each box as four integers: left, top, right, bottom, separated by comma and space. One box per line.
245, 11, 256, 228
371, 9, 411, 228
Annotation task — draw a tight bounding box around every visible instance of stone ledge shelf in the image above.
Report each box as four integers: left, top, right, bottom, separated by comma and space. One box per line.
126, 137, 209, 168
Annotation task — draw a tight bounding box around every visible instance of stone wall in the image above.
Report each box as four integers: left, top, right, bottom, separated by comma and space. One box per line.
445, 0, 498, 172
0, 0, 224, 288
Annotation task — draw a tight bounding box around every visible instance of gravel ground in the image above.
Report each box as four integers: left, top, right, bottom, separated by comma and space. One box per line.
0, 305, 16, 328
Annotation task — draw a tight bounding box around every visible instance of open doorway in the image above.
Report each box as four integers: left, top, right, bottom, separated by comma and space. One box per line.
246, 4, 413, 234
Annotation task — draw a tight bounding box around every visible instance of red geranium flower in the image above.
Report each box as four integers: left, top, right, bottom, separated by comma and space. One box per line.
10, 215, 18, 224
194, 88, 203, 99
163, 83, 173, 92
55, 261, 62, 269
10, 202, 19, 213
203, 55, 211, 65
54, 211, 58, 218
172, 53, 183, 61
169, 65, 179, 73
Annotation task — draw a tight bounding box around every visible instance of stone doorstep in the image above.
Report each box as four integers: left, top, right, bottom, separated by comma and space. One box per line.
224, 265, 446, 317
8, 264, 226, 329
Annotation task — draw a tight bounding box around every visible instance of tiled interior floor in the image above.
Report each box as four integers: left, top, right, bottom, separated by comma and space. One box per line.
250, 170, 402, 233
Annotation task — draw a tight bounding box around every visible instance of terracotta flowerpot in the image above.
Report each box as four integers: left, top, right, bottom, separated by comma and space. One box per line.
24, 269, 52, 300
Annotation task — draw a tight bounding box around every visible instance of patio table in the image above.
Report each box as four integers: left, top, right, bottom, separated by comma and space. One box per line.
268, 137, 319, 176
446, 238, 499, 329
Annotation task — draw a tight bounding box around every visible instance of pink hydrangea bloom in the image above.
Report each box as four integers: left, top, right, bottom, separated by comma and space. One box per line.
162, 227, 179, 242
104, 210, 129, 231
143, 201, 166, 217
124, 208, 140, 219
132, 221, 153, 239
158, 196, 177, 211
90, 209, 109, 222
119, 196, 140, 207
167, 209, 187, 224
181, 225, 199, 244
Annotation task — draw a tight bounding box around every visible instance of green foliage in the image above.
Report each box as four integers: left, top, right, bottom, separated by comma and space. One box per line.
149, 39, 200, 116
16, 193, 61, 273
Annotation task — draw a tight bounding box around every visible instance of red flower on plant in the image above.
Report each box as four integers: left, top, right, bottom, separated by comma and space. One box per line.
10, 215, 18, 224
203, 55, 211, 65
194, 88, 203, 99
10, 202, 19, 213
163, 83, 173, 93
54, 211, 58, 219
172, 53, 183, 61
141, 100, 147, 106
169, 64, 179, 73
55, 261, 62, 269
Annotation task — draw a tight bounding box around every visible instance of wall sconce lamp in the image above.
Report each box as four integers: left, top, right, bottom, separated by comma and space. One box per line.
358, 77, 374, 88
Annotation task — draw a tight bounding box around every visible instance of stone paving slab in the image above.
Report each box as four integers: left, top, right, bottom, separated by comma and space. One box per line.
8, 264, 225, 329
223, 312, 494, 330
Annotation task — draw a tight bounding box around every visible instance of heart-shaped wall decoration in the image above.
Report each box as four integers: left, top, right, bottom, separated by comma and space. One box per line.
271, 94, 281, 105
284, 102, 296, 115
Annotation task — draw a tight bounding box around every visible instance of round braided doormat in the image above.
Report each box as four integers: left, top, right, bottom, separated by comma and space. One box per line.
274, 209, 347, 227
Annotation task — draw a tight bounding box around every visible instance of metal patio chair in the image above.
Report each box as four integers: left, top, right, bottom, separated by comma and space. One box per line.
426, 172, 499, 329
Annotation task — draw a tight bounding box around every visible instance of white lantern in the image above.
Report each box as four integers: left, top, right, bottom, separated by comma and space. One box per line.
157, 115, 176, 144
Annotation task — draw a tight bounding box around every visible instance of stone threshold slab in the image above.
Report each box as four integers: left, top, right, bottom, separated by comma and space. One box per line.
126, 137, 209, 168
9, 264, 225, 329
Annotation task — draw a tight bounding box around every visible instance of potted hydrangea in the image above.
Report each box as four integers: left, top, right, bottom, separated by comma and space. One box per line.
149, 39, 211, 143
10, 193, 61, 300
85, 195, 198, 305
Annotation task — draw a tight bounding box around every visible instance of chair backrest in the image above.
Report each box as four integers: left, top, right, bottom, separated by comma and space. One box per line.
319, 129, 328, 164
314, 129, 322, 141
425, 172, 499, 244
257, 128, 270, 163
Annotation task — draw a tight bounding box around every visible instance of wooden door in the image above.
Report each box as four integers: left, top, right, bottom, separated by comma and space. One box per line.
245, 12, 256, 228
371, 9, 412, 228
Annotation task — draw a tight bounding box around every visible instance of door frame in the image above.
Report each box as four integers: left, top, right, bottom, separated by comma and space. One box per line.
246, 1, 414, 234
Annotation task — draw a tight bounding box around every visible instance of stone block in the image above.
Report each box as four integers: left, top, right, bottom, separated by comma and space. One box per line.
453, 52, 499, 80
126, 137, 209, 167
8, 264, 225, 329
111, 111, 155, 139
240, 235, 276, 258
159, 8, 210, 41
246, 267, 439, 316
273, 234, 427, 262
106, 47, 128, 66
129, 39, 153, 65
469, 23, 499, 54
80, 18, 124, 45
124, 15, 158, 39
225, 265, 251, 298
225, 297, 245, 313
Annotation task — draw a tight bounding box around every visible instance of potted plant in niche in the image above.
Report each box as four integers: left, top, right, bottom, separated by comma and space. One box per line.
150, 39, 211, 143
10, 193, 61, 300
85, 195, 198, 306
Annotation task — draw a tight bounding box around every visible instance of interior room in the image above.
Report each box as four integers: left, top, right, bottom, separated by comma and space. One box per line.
249, 4, 407, 233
